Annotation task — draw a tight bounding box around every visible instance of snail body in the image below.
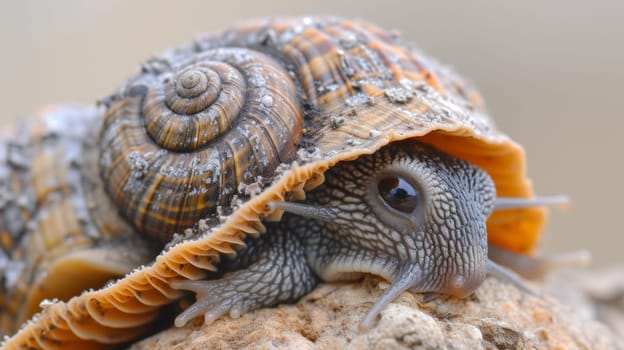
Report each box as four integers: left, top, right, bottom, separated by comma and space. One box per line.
1, 17, 574, 349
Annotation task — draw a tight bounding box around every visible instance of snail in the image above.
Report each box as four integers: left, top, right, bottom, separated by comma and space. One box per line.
0, 16, 589, 349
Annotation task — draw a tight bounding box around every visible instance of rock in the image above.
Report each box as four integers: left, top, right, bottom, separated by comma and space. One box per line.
130, 276, 624, 350
349, 304, 446, 349
544, 264, 624, 338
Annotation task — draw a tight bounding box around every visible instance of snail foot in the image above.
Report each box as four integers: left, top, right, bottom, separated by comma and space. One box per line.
171, 223, 317, 327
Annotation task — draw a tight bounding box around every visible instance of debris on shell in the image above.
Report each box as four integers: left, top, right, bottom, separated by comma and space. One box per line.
368, 129, 381, 138
237, 179, 264, 198
329, 115, 344, 129
260, 95, 274, 108
384, 87, 414, 104
296, 146, 321, 163
346, 138, 361, 146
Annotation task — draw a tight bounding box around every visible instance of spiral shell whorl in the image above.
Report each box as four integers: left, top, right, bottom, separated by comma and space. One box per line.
144, 61, 246, 152
99, 48, 303, 243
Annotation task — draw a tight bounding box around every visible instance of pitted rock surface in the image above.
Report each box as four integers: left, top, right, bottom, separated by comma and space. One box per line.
130, 275, 623, 350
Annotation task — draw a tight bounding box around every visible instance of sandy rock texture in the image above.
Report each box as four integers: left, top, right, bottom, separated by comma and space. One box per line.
544, 265, 624, 339
129, 274, 623, 350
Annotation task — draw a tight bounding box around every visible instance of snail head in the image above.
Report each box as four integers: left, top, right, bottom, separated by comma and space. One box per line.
270, 141, 496, 329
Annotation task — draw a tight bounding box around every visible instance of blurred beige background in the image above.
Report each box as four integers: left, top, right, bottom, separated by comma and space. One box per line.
0, 1, 621, 266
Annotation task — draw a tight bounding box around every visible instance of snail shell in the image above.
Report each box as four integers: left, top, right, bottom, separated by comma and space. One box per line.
100, 49, 303, 243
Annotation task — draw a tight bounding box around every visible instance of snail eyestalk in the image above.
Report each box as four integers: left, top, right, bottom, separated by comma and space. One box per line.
486, 259, 537, 295
494, 195, 570, 211
488, 244, 592, 279
359, 264, 422, 332
490, 194, 591, 280
266, 200, 340, 222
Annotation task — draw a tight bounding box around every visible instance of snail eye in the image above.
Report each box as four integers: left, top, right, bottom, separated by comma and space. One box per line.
377, 177, 420, 214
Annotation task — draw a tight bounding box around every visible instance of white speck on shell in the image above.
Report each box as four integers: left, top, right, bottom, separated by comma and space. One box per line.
346, 138, 361, 146
339, 33, 358, 48
345, 93, 372, 107
39, 299, 59, 309
261, 95, 274, 108
384, 87, 414, 104
249, 73, 266, 88
126, 151, 149, 178
296, 146, 321, 162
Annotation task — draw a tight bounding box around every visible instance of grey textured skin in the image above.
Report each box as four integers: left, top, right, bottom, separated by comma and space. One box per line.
173, 141, 496, 328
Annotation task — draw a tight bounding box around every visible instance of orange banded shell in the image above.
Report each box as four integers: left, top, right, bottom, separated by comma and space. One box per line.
2, 16, 545, 349
100, 48, 303, 243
